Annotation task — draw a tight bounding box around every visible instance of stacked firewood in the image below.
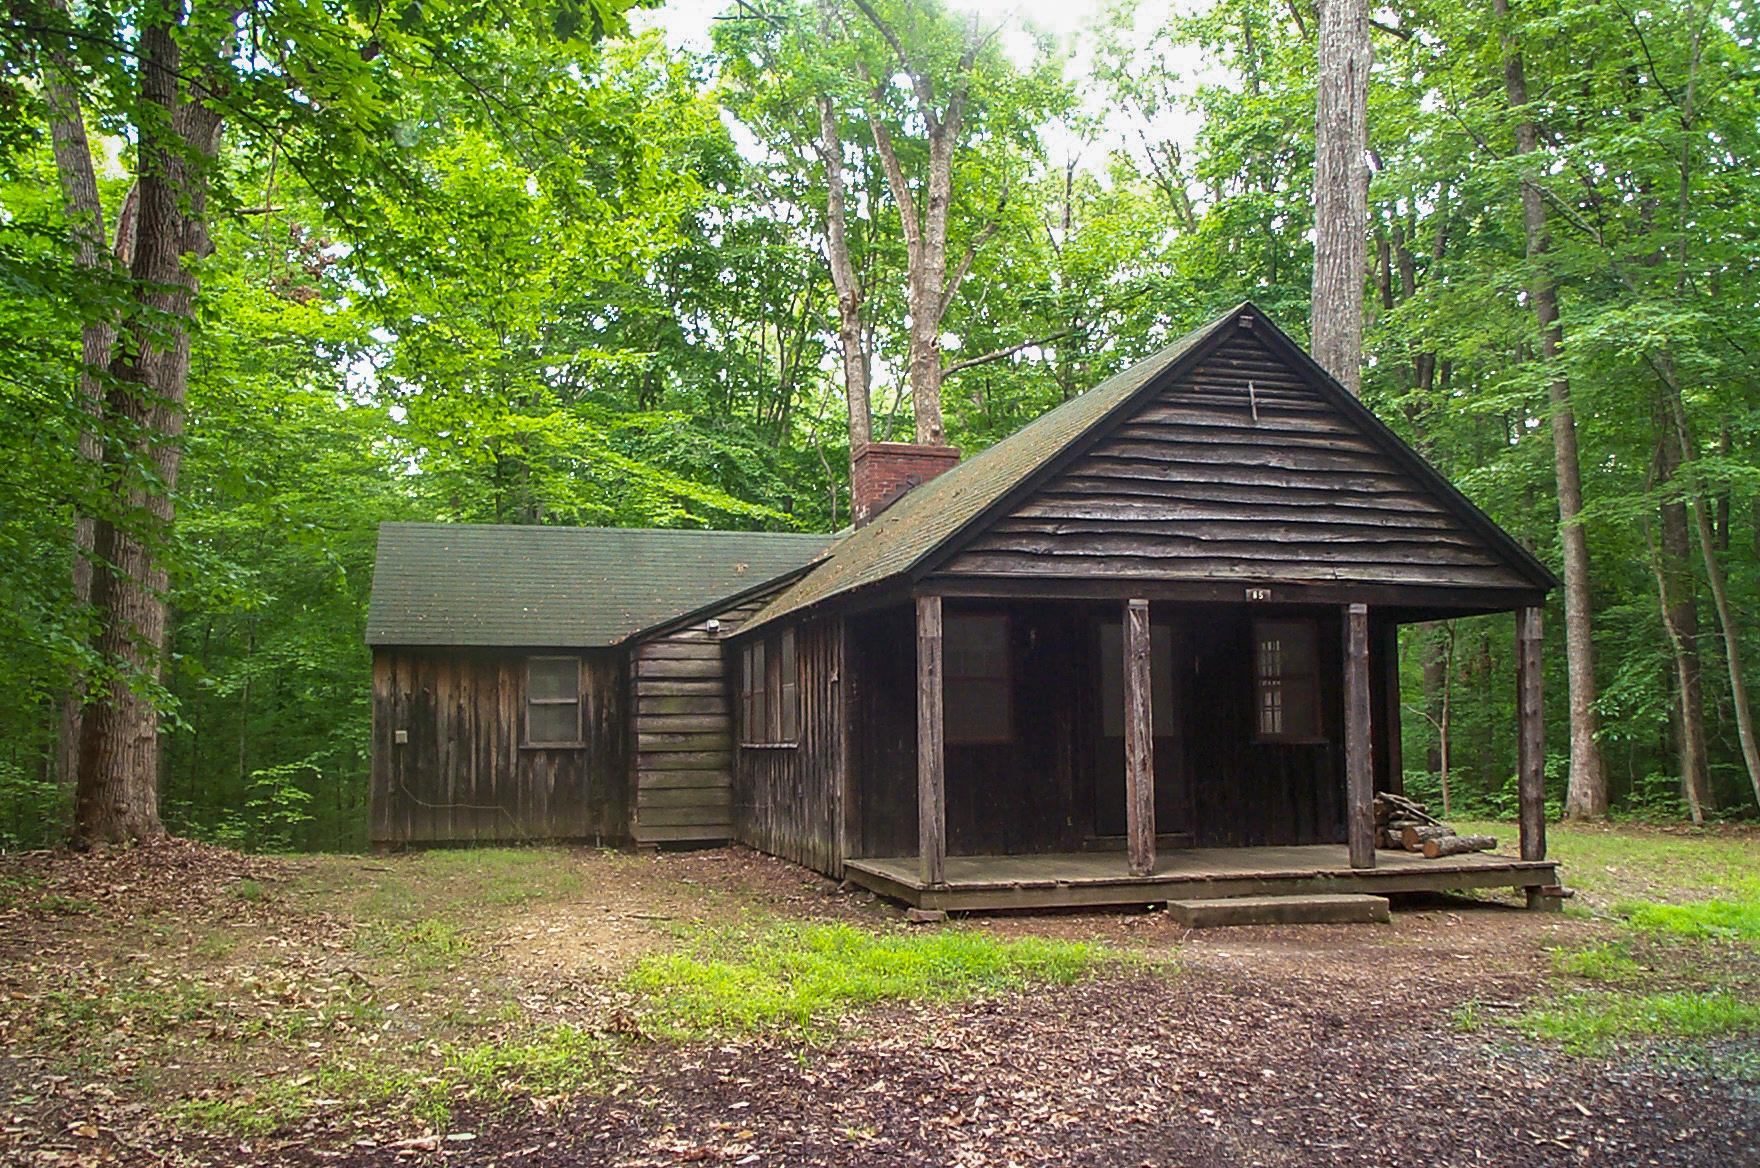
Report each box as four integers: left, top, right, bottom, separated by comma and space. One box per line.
1374, 792, 1497, 858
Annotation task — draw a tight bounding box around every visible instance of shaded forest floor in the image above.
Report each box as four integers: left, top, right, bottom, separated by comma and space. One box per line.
1, 824, 1756, 1167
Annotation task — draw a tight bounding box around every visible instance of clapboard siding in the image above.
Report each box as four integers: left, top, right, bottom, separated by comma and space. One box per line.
628, 588, 782, 844
733, 616, 845, 876
937, 332, 1533, 590
369, 648, 627, 845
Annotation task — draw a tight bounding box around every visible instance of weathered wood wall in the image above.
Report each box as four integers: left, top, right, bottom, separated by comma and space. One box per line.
370, 648, 627, 845
629, 592, 773, 845
733, 615, 845, 875
936, 329, 1533, 591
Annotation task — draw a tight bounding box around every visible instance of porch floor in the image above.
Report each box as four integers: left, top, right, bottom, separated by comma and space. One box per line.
844, 845, 1560, 912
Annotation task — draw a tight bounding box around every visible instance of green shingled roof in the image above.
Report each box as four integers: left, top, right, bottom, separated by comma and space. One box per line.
740, 309, 1241, 633
366, 524, 835, 647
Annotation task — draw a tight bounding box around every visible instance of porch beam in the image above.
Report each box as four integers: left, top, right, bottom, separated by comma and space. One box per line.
1516, 606, 1546, 865
1124, 598, 1155, 877
917, 595, 946, 887
1344, 603, 1376, 870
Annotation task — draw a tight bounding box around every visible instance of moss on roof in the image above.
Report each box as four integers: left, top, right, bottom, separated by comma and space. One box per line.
366, 524, 834, 648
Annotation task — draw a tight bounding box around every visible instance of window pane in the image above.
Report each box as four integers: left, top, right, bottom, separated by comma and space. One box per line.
774, 629, 795, 738
528, 702, 578, 745
528, 657, 578, 702
947, 679, 1010, 743
1259, 680, 1284, 737
1258, 621, 1315, 675
780, 681, 799, 741
1284, 676, 1320, 739
946, 615, 1007, 680
1254, 619, 1320, 741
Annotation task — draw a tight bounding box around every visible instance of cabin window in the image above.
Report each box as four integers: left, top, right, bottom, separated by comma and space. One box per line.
740, 629, 800, 746
945, 614, 1011, 745
1253, 619, 1321, 742
526, 656, 583, 746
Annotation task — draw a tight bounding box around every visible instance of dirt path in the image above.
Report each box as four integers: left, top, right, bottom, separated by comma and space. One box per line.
5, 841, 1757, 1167
260, 961, 1755, 1168
248, 904, 1754, 1167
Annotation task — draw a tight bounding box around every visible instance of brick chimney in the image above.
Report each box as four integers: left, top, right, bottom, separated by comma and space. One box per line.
851, 442, 961, 527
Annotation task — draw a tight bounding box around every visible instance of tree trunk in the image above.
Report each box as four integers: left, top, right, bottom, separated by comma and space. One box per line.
1651, 399, 1712, 822
1492, 0, 1607, 819
73, 18, 223, 846
1659, 390, 1760, 810
815, 70, 871, 458
42, 5, 137, 799
1310, 0, 1370, 395
851, 2, 989, 446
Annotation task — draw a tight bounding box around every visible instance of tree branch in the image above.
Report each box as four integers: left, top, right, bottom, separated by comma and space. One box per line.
943, 327, 1077, 378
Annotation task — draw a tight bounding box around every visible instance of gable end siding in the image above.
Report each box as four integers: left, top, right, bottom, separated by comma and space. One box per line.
935, 331, 1533, 591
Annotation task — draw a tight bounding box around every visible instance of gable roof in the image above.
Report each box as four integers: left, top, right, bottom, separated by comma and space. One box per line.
366, 523, 835, 648
745, 302, 1555, 632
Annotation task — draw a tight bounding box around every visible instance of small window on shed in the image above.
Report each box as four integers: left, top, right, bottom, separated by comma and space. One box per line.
741, 640, 767, 745
945, 614, 1011, 745
1253, 620, 1321, 742
526, 656, 583, 746
778, 628, 799, 742
740, 631, 800, 746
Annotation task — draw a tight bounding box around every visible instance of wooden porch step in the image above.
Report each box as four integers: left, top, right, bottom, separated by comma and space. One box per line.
1167, 893, 1391, 928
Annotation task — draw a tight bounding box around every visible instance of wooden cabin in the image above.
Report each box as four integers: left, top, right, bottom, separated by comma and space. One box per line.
368, 303, 1563, 910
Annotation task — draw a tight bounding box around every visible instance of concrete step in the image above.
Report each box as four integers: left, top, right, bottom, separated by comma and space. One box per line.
1167, 893, 1391, 928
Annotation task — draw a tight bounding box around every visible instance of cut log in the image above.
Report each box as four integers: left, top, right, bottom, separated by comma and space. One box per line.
1374, 790, 1443, 827
1401, 824, 1456, 850
1423, 834, 1497, 858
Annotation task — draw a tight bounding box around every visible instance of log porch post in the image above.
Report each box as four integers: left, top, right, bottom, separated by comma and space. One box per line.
1344, 603, 1376, 870
1124, 598, 1155, 876
1517, 605, 1546, 865
917, 595, 946, 887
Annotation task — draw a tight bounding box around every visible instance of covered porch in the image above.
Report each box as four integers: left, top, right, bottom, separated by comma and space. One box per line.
842, 587, 1552, 913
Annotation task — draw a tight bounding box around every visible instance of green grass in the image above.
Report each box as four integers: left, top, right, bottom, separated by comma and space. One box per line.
357, 917, 472, 967
1509, 990, 1760, 1055
1454, 819, 1757, 903
623, 920, 1115, 1039
173, 1024, 617, 1136
452, 1024, 616, 1098
1617, 893, 1760, 943
1551, 939, 1643, 982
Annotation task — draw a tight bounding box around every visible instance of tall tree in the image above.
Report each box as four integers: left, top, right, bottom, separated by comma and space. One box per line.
25, 0, 652, 844
717, 0, 1065, 463
1490, 0, 1608, 819
1310, 0, 1370, 393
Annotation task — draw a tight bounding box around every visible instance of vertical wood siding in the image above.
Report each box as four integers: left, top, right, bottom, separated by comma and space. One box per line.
628, 593, 773, 845
732, 616, 845, 876
370, 648, 627, 845
937, 330, 1532, 590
